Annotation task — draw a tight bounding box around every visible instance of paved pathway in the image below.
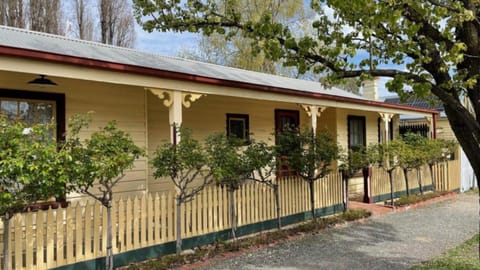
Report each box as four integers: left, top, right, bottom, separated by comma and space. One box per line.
199, 194, 478, 270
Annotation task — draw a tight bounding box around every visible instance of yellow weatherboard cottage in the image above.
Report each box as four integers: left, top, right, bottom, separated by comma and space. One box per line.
0, 25, 459, 270
0, 25, 437, 200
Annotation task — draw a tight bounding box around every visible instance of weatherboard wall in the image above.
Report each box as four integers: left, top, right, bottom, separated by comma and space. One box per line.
146, 94, 342, 193
0, 72, 149, 200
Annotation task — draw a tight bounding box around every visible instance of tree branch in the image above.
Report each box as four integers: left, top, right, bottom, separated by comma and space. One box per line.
402, 3, 455, 50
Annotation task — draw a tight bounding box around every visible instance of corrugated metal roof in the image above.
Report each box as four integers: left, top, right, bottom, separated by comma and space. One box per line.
0, 25, 366, 100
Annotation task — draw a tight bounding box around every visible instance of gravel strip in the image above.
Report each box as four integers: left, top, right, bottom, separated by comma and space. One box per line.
198, 194, 478, 270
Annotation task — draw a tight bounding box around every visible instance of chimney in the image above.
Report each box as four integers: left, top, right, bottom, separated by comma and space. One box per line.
362, 78, 379, 101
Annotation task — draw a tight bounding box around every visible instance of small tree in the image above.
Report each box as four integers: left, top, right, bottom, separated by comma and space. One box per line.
243, 141, 282, 229
205, 134, 252, 239
366, 142, 401, 206
0, 117, 67, 270
276, 128, 340, 220
151, 127, 212, 254
339, 148, 367, 210
64, 115, 143, 270
398, 133, 428, 195
423, 139, 457, 190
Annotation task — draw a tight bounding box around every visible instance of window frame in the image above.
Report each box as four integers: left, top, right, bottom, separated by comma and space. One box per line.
347, 115, 366, 151
0, 89, 66, 142
226, 113, 250, 144
274, 109, 300, 133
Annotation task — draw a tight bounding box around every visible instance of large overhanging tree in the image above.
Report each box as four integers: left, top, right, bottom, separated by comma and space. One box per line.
133, 0, 480, 185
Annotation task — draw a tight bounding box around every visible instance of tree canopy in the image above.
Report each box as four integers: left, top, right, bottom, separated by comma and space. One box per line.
0, 117, 66, 217
178, 0, 305, 75
275, 128, 340, 218
134, 0, 480, 185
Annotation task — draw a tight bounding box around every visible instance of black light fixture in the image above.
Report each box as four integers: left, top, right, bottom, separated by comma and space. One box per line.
28, 75, 57, 86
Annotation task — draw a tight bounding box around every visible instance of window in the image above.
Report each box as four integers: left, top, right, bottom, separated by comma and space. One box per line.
226, 113, 249, 143
275, 109, 300, 177
275, 109, 299, 133
0, 89, 67, 207
1, 99, 55, 124
348, 116, 366, 151
0, 89, 65, 141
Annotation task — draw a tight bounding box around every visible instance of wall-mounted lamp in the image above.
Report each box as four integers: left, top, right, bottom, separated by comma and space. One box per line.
28, 75, 57, 87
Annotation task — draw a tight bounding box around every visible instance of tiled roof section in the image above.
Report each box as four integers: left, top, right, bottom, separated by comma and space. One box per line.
384, 96, 444, 112
0, 25, 366, 100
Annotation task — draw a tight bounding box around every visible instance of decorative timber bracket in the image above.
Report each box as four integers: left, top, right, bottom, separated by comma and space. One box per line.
147, 88, 205, 143
300, 104, 327, 132
147, 88, 205, 108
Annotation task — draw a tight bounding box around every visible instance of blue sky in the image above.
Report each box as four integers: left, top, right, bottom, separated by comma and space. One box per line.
134, 25, 395, 98
135, 25, 199, 56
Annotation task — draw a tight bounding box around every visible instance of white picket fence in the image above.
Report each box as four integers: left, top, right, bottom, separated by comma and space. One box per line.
0, 173, 343, 269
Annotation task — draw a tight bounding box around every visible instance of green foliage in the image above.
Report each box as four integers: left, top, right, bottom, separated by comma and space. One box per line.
366, 134, 454, 173
366, 141, 404, 171
396, 191, 449, 207
152, 128, 205, 180
63, 114, 144, 205
133, 0, 477, 92
245, 141, 276, 182
423, 138, 457, 166
276, 128, 340, 182
393, 133, 457, 172
397, 133, 428, 171
339, 147, 368, 179
205, 133, 252, 190
152, 127, 210, 201
0, 116, 67, 216
205, 133, 276, 188
340, 208, 371, 221
178, 0, 306, 77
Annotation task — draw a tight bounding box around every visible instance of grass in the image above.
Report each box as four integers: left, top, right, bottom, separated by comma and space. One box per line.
411, 234, 480, 270
123, 209, 371, 270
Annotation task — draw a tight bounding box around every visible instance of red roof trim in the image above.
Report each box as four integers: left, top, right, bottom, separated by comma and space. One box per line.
0, 45, 438, 114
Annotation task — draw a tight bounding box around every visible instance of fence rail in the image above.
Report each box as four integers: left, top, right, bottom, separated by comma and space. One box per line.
0, 173, 343, 270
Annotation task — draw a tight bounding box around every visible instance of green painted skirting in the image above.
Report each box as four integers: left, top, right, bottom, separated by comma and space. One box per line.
372, 185, 434, 203
52, 203, 344, 270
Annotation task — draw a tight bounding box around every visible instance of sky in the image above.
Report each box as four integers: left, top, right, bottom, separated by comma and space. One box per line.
134, 24, 395, 99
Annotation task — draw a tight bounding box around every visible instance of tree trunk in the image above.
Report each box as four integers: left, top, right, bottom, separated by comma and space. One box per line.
417, 168, 423, 195
388, 170, 394, 206
175, 196, 182, 254
341, 171, 349, 212
106, 203, 113, 270
429, 164, 436, 191
3, 213, 10, 270
403, 168, 410, 196
273, 184, 281, 229
229, 188, 237, 239
309, 181, 315, 220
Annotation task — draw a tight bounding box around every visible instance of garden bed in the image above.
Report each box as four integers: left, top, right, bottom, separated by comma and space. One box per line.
122, 209, 371, 270
384, 191, 456, 210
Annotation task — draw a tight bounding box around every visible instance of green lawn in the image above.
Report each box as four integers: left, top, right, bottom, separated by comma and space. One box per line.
411, 234, 480, 270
